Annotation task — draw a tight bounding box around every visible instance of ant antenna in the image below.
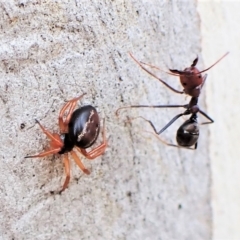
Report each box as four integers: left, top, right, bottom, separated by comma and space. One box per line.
129, 52, 184, 94
195, 52, 229, 74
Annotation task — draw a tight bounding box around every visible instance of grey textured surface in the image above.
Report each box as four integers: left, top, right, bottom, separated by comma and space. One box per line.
0, 1, 211, 239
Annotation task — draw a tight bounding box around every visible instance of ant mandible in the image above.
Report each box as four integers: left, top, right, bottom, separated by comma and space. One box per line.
25, 93, 107, 192
116, 52, 228, 149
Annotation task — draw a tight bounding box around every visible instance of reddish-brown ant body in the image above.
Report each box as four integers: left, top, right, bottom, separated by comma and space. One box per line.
116, 52, 228, 149
25, 94, 107, 192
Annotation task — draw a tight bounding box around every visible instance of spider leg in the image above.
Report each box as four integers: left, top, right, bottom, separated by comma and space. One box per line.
60, 154, 71, 193
25, 120, 63, 158
58, 93, 86, 133
71, 150, 90, 175
78, 119, 107, 160
25, 148, 61, 158
35, 119, 63, 147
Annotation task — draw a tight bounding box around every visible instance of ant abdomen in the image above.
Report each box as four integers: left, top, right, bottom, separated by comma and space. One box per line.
176, 119, 199, 147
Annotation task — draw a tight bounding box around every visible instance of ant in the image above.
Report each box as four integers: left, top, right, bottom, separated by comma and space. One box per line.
25, 93, 107, 192
116, 52, 228, 149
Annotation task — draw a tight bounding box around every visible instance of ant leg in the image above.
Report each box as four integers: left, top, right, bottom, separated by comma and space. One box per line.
25, 148, 61, 158
60, 154, 70, 193
71, 150, 90, 175
132, 113, 184, 135
116, 104, 188, 116
199, 109, 214, 124
158, 113, 185, 134
145, 130, 195, 150
58, 93, 86, 133
77, 119, 107, 159
129, 53, 184, 94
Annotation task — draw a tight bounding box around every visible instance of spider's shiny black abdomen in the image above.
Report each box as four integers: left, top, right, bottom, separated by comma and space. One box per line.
68, 105, 100, 149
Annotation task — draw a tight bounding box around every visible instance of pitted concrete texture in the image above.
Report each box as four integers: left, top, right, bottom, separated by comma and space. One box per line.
0, 1, 211, 239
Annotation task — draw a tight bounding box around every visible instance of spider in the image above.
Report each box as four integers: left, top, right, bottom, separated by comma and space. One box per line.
25, 93, 107, 192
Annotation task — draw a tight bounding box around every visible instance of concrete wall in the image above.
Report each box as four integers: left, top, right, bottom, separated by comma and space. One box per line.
0, 1, 212, 239
198, 2, 240, 240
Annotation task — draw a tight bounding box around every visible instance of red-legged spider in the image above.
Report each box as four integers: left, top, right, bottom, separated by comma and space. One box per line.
25, 94, 107, 192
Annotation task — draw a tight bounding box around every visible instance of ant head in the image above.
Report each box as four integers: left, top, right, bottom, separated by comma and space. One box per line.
169, 52, 228, 77
169, 56, 199, 75
169, 57, 204, 92
177, 67, 203, 91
